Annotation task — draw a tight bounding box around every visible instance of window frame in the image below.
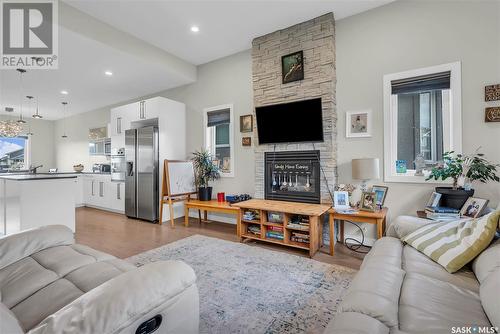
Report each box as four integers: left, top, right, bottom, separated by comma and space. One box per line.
203, 104, 235, 178
383, 62, 462, 183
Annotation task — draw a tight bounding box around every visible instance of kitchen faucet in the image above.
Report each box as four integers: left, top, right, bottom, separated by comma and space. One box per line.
29, 164, 43, 174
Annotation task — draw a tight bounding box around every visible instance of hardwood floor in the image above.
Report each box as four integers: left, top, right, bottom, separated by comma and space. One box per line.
75, 207, 365, 270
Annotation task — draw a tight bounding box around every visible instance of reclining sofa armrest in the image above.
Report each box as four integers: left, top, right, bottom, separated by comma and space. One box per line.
0, 225, 74, 270
324, 312, 390, 334
28, 260, 199, 334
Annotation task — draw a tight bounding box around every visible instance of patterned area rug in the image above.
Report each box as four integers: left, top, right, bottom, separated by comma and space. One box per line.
127, 235, 356, 334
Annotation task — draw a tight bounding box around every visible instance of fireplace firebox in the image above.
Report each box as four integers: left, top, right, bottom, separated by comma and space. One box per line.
264, 150, 321, 204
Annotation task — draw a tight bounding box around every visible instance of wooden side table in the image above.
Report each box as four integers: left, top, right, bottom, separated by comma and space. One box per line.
328, 207, 388, 256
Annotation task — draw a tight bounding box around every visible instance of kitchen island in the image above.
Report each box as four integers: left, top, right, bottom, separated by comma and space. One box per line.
0, 174, 77, 235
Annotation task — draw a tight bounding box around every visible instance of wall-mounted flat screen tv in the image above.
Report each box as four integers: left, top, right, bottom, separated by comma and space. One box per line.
255, 98, 323, 144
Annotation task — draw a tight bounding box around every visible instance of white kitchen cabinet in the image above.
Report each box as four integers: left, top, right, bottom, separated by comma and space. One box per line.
110, 181, 125, 212
74, 176, 84, 207
83, 175, 97, 206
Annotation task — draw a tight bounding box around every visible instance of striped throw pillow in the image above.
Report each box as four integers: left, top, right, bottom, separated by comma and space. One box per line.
402, 210, 500, 273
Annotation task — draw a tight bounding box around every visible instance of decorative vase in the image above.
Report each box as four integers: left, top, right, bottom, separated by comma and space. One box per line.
198, 186, 213, 201
435, 187, 474, 210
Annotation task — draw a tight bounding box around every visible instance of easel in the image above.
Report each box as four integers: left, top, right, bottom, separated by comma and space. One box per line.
159, 160, 201, 227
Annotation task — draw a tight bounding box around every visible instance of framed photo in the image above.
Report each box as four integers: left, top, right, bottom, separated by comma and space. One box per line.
240, 114, 253, 132
460, 197, 489, 218
485, 107, 500, 122
281, 50, 304, 84
371, 185, 388, 206
346, 110, 372, 138
485, 84, 500, 102
242, 137, 251, 147
360, 192, 376, 212
334, 191, 350, 209
426, 191, 442, 208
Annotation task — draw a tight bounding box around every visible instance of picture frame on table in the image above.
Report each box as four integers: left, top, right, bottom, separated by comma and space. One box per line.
333, 191, 350, 209
460, 197, 489, 218
371, 185, 388, 206
346, 110, 372, 138
360, 192, 376, 212
240, 115, 253, 132
426, 191, 442, 208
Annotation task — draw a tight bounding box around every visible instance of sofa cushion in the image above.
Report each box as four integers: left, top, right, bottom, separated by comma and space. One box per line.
360, 237, 403, 270
479, 269, 500, 328
0, 225, 74, 271
0, 244, 135, 331
472, 239, 500, 284
0, 302, 23, 334
340, 264, 405, 329
399, 272, 491, 334
324, 312, 389, 334
402, 245, 479, 293
402, 210, 500, 273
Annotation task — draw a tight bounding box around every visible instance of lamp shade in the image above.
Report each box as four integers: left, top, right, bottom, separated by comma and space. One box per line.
352, 158, 380, 181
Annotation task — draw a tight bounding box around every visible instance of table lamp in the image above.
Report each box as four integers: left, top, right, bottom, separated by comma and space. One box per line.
352, 158, 380, 192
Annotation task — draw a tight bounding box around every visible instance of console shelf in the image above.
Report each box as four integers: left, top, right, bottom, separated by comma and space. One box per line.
233, 199, 330, 257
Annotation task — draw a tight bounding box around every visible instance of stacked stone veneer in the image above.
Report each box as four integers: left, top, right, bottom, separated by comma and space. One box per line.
252, 13, 337, 204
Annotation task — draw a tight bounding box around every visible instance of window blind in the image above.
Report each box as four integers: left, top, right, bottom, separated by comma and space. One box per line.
391, 71, 451, 94
207, 109, 230, 127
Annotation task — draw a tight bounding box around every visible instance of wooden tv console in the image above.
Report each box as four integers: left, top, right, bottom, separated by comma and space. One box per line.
232, 199, 330, 257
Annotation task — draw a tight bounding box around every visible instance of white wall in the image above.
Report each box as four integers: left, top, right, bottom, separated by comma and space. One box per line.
54, 108, 110, 171
336, 0, 500, 239
0, 116, 55, 172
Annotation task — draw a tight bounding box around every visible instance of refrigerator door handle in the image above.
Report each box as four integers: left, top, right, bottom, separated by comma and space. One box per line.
127, 161, 134, 176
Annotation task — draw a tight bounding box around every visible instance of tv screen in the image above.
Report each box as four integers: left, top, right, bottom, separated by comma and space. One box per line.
255, 98, 323, 144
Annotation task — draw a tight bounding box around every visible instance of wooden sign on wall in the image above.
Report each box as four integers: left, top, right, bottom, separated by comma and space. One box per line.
485, 107, 500, 122
485, 84, 500, 102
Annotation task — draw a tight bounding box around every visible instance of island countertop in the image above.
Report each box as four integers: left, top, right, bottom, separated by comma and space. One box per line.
0, 174, 78, 181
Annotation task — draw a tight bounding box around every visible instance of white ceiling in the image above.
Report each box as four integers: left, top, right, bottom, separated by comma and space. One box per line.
0, 0, 393, 121
66, 0, 394, 65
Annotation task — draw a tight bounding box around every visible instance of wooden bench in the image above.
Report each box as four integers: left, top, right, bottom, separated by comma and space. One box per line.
184, 199, 240, 227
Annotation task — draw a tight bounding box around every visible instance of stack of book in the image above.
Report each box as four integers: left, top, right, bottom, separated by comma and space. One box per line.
425, 206, 460, 221
287, 215, 310, 230
247, 224, 261, 236
290, 231, 309, 244
266, 226, 284, 240
243, 210, 260, 221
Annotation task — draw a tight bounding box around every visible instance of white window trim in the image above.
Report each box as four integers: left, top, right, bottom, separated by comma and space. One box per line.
383, 61, 462, 184
203, 104, 235, 178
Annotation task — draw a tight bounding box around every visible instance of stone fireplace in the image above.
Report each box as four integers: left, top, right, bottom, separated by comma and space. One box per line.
252, 13, 337, 204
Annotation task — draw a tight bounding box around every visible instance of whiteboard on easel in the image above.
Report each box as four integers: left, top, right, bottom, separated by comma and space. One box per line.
166, 161, 196, 196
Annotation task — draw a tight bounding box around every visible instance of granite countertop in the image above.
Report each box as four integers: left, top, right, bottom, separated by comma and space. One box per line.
0, 174, 78, 181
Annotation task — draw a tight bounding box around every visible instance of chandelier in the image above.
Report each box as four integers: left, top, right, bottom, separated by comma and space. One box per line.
0, 120, 23, 137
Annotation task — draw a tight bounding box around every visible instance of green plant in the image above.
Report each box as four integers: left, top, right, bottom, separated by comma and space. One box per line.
426, 151, 500, 189
192, 149, 220, 188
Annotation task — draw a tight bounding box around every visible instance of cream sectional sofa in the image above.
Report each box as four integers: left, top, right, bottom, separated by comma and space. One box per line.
326, 215, 499, 334
0, 225, 199, 334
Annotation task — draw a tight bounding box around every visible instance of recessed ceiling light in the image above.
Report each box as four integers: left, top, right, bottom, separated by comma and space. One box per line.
104, 71, 113, 76
61, 90, 68, 95
190, 26, 199, 33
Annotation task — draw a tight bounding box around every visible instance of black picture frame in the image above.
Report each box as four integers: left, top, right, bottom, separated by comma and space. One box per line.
281, 51, 304, 84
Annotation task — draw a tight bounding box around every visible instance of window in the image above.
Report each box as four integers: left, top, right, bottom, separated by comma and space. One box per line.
204, 104, 234, 177
383, 62, 462, 183
0, 136, 30, 172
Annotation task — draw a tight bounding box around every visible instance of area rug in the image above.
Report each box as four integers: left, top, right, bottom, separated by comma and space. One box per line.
127, 235, 356, 334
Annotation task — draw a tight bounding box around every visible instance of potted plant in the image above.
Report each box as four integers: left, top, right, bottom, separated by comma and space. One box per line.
426, 151, 499, 209
192, 149, 220, 201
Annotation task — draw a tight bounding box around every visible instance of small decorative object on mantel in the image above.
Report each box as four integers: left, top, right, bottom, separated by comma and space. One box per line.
242, 137, 251, 146
485, 84, 500, 102
240, 114, 253, 132
281, 50, 304, 84
360, 192, 376, 212
346, 110, 372, 138
426, 150, 499, 209
485, 107, 500, 122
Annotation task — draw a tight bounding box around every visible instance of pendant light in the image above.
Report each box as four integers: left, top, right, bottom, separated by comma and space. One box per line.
16, 69, 27, 124
33, 96, 42, 119
61, 102, 68, 138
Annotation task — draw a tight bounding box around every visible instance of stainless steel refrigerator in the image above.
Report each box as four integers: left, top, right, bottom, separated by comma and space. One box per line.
125, 126, 159, 222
